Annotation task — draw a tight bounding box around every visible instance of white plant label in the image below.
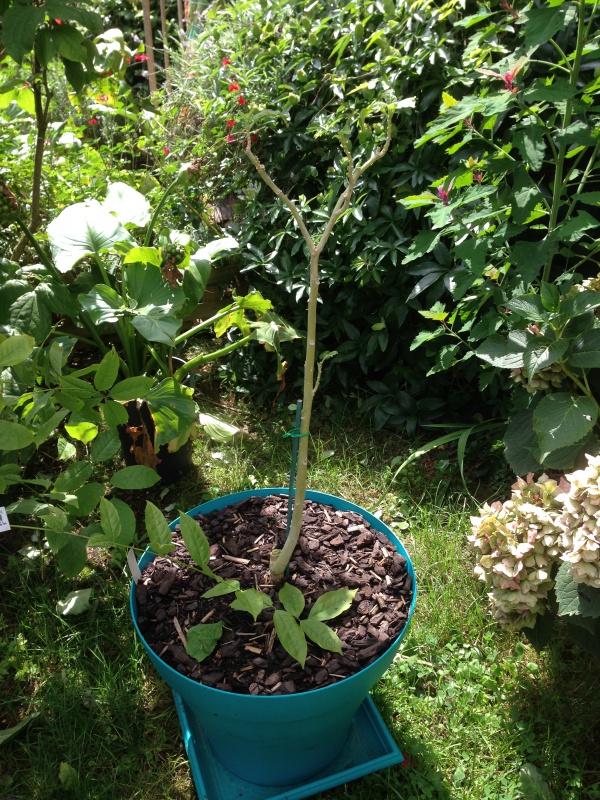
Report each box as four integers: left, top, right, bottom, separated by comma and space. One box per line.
0, 507, 10, 532
127, 549, 141, 584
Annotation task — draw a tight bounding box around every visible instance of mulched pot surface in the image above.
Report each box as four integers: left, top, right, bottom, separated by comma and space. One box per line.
136, 495, 412, 695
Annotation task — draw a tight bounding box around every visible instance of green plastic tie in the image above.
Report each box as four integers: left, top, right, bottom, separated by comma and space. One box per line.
284, 401, 303, 579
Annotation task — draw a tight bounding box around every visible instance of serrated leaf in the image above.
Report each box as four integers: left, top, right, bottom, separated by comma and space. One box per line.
278, 583, 305, 617
308, 588, 357, 621
300, 618, 343, 654
201, 580, 240, 598
558, 291, 600, 320
231, 588, 273, 621
523, 338, 568, 379
540, 282, 560, 313
555, 562, 600, 618
273, 609, 307, 667
9, 291, 52, 344
534, 394, 597, 454
505, 294, 546, 320
476, 333, 528, 368
568, 330, 600, 369
56, 588, 93, 616
186, 622, 223, 662
178, 510, 214, 576
110, 465, 161, 489
90, 428, 121, 462
94, 347, 120, 392
145, 501, 175, 555
2, 3, 45, 63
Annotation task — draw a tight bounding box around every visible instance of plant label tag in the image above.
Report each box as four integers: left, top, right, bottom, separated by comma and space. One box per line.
0, 507, 10, 532
127, 549, 141, 584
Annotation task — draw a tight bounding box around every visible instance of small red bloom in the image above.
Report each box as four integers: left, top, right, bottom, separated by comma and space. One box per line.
54, 18, 62, 24
237, 95, 246, 105
222, 57, 232, 66
163, 146, 170, 155
226, 134, 235, 143
227, 118, 236, 128
473, 170, 484, 183
97, 94, 109, 102
251, 134, 259, 141
125, 57, 132, 63
23, 82, 29, 88
88, 117, 98, 125
229, 82, 240, 92
438, 186, 449, 205
134, 53, 149, 62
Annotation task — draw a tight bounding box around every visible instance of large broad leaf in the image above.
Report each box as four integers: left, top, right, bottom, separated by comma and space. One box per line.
56, 588, 93, 616
523, 612, 554, 651
94, 347, 120, 392
47, 201, 133, 272
109, 376, 154, 402
78, 285, 126, 325
503, 410, 541, 476
146, 379, 196, 447
103, 182, 151, 227
191, 236, 238, 263
186, 622, 223, 662
73, 483, 105, 516
90, 429, 121, 461
523, 338, 569, 379
273, 610, 307, 667
1, 3, 45, 62
520, 763, 554, 800
198, 413, 240, 443
131, 311, 181, 346
54, 461, 93, 493
9, 291, 53, 344
56, 535, 88, 578
533, 393, 597, 454
476, 332, 529, 368
125, 262, 185, 313
555, 562, 600, 618
568, 330, 600, 369
505, 294, 546, 320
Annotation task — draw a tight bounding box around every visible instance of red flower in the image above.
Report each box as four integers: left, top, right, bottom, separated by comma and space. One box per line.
97, 94, 109, 102
237, 95, 246, 105
227, 118, 236, 128
125, 57, 132, 63
88, 117, 98, 125
53, 18, 62, 24
229, 82, 240, 92
473, 170, 484, 183
251, 134, 259, 141
226, 134, 235, 143
222, 57, 232, 66
437, 186, 449, 205
479, 64, 522, 92
134, 53, 149, 62
163, 146, 170, 155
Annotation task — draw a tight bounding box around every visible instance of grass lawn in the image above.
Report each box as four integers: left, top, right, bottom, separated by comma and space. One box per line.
1, 405, 599, 799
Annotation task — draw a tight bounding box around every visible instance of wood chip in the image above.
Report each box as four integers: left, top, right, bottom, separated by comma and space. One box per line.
222, 555, 251, 564
173, 616, 187, 647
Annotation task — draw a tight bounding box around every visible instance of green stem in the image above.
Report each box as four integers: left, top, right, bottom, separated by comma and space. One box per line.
16, 216, 56, 273
173, 304, 237, 345
146, 343, 170, 376
543, 0, 587, 283
566, 141, 600, 219
548, 39, 571, 72
144, 174, 181, 247
173, 335, 252, 381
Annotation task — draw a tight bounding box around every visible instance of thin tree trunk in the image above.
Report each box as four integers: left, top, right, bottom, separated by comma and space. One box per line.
141, 0, 158, 94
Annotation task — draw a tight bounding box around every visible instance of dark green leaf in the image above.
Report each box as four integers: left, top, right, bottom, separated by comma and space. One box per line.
523, 612, 554, 651
273, 609, 307, 667
146, 379, 196, 448
504, 409, 543, 475
2, 3, 45, 63
73, 483, 104, 516
55, 461, 93, 494
534, 394, 597, 454
513, 120, 546, 172
9, 291, 52, 344
90, 429, 121, 461
475, 333, 528, 368
550, 212, 599, 245
523, 6, 570, 49
0, 420, 35, 451
109, 377, 154, 402
102, 400, 129, 428
568, 330, 600, 369
56, 535, 88, 578
186, 622, 223, 662
94, 347, 120, 392
99, 497, 122, 543
522, 78, 577, 104
510, 240, 552, 284
454, 237, 488, 276
201, 580, 240, 598
556, 562, 600, 618
53, 24, 87, 62
523, 338, 568, 379
559, 291, 600, 320
555, 121, 597, 147
540, 282, 560, 313
566, 617, 600, 656
505, 294, 546, 320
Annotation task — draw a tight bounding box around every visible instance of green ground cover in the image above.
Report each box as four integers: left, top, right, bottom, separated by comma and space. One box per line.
2, 410, 598, 800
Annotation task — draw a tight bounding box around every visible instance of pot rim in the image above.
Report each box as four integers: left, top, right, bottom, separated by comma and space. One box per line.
130, 488, 417, 700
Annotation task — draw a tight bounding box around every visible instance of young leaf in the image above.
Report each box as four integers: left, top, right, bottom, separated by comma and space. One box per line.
186, 622, 223, 662
540, 282, 560, 313
231, 588, 273, 621
273, 609, 307, 667
110, 498, 136, 544
300, 618, 343, 654
145, 501, 175, 556
178, 510, 214, 576
308, 588, 357, 621
202, 579, 241, 598
0, 333, 35, 368
533, 394, 597, 454
99, 497, 122, 543
278, 582, 305, 618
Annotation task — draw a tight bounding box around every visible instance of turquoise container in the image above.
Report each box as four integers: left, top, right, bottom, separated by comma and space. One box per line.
130, 489, 416, 787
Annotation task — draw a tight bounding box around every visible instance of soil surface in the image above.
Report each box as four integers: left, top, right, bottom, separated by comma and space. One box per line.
136, 495, 413, 695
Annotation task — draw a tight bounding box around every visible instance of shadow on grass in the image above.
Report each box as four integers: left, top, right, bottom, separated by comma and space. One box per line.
512, 633, 600, 799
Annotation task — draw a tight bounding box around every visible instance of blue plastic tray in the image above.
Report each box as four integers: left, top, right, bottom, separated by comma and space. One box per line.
173, 691, 404, 800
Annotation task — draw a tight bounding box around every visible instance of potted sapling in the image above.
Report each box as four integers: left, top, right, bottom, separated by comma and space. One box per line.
127, 102, 417, 797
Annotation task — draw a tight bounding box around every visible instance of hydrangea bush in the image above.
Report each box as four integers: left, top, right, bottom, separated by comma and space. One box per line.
470, 460, 600, 655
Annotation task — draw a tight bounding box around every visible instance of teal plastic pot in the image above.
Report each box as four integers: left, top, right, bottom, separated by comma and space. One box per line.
130, 489, 416, 786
